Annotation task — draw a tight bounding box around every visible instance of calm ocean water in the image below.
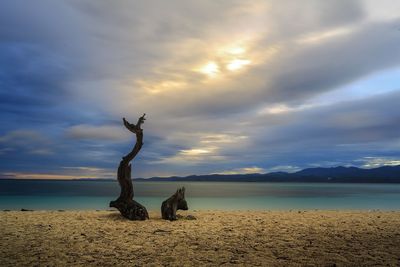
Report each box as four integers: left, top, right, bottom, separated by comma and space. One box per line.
0, 180, 399, 210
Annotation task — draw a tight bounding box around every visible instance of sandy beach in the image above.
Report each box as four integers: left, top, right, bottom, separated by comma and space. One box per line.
1, 210, 400, 266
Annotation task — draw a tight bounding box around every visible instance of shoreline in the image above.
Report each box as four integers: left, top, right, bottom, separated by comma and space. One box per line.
3, 208, 400, 212
2, 210, 400, 266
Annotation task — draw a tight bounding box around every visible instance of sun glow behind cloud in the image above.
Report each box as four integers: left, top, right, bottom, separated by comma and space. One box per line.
196, 44, 253, 79
226, 59, 251, 71
136, 41, 257, 96
199, 61, 220, 77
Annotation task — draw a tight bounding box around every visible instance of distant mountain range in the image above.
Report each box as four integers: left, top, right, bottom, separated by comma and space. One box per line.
135, 165, 400, 183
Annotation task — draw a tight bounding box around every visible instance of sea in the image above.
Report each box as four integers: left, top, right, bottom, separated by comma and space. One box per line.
0, 180, 399, 211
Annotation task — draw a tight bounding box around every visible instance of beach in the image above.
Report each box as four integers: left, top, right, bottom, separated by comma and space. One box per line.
1, 210, 400, 266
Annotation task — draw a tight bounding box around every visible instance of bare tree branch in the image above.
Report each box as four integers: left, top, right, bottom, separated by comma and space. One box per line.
109, 114, 149, 220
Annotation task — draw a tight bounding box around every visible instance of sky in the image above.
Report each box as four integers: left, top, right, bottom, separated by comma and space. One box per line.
1, 0, 400, 179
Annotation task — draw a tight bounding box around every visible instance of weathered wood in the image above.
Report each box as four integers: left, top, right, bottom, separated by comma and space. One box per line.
161, 187, 188, 221
109, 114, 149, 220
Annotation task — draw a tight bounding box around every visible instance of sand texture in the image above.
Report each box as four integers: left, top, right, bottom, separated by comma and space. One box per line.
1, 210, 400, 266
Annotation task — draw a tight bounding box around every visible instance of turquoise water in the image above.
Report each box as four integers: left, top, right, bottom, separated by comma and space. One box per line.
0, 180, 399, 210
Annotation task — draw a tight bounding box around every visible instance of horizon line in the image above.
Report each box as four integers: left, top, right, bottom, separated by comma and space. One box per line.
0, 164, 399, 181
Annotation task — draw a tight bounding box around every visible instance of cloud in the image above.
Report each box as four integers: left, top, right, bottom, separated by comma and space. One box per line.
2, 166, 114, 180
66, 124, 130, 141
0, 130, 47, 144
217, 166, 266, 175
56, 0, 366, 116
69, 10, 399, 126
155, 146, 226, 165
268, 165, 301, 173
258, 93, 399, 147
0, 172, 82, 180
356, 157, 400, 168
0, 130, 53, 155
150, 132, 250, 166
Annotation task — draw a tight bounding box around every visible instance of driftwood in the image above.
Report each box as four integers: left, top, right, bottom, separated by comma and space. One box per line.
161, 187, 188, 221
109, 114, 149, 220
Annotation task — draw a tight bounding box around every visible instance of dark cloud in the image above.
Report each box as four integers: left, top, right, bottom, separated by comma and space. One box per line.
243, 91, 400, 169
265, 20, 400, 104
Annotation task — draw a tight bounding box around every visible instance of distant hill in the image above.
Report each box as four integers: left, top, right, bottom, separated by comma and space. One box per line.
135, 165, 400, 183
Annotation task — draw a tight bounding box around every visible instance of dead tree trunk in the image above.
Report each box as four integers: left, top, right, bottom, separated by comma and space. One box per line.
109, 114, 149, 220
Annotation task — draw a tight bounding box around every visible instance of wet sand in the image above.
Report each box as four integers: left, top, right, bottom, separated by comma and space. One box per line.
1, 210, 400, 266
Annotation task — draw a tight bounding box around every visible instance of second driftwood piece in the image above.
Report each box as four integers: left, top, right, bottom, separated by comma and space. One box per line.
161, 187, 188, 221
109, 114, 149, 220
